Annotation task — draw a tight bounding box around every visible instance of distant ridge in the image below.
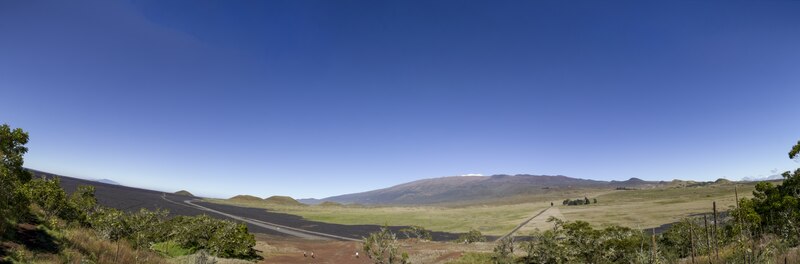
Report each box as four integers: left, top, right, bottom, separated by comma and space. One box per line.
95, 179, 121, 185
320, 174, 664, 205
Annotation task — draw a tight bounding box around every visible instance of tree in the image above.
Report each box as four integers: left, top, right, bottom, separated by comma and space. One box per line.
0, 124, 32, 233
24, 177, 69, 222
399, 225, 432, 241
68, 185, 97, 225
126, 208, 169, 249
789, 140, 800, 159
459, 228, 487, 244
208, 220, 256, 258
363, 225, 408, 264
492, 236, 515, 264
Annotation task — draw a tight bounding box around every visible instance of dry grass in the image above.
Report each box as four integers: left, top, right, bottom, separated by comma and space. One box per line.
64, 228, 168, 264
209, 182, 762, 236
556, 182, 759, 230
209, 198, 552, 236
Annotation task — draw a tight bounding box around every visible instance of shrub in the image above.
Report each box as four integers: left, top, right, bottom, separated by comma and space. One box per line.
363, 225, 409, 264
207, 220, 255, 258
399, 225, 432, 241
492, 236, 515, 264
458, 228, 486, 244
24, 177, 70, 223
125, 208, 169, 249
0, 124, 33, 234
90, 207, 131, 241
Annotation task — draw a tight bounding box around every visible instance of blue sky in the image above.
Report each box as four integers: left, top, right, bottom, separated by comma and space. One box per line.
1, 0, 799, 199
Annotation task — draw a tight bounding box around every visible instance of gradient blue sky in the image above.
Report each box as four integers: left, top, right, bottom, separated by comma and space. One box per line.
1, 0, 799, 199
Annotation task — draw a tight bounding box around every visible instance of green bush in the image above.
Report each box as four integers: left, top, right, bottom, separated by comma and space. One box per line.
363, 225, 408, 264
89, 207, 131, 241
458, 228, 486, 244
0, 124, 33, 234
399, 225, 432, 241
492, 236, 515, 264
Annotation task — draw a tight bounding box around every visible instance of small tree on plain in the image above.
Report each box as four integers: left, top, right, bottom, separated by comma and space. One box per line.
363, 225, 408, 264
459, 228, 487, 244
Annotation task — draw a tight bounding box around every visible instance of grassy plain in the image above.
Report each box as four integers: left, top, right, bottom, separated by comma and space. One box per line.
555, 182, 758, 230
208, 181, 764, 236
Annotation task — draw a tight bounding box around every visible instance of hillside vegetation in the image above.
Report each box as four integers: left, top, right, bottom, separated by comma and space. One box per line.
0, 124, 258, 263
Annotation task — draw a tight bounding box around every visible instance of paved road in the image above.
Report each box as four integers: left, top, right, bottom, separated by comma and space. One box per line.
161, 194, 360, 242
496, 207, 551, 242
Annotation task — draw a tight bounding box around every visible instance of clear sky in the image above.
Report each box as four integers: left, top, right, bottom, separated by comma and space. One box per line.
1, 0, 799, 199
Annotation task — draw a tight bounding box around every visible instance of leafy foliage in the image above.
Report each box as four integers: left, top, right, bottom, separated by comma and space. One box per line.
363, 225, 409, 264
561, 197, 596, 206
520, 216, 654, 263
399, 225, 432, 241
789, 140, 800, 159
492, 236, 515, 264
24, 177, 70, 222
0, 124, 33, 233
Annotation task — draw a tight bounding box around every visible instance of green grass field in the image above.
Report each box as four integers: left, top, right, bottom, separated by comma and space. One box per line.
208, 181, 764, 236
556, 182, 758, 229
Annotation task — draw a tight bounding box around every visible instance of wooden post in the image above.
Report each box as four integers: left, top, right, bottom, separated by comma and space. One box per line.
713, 201, 719, 260
651, 228, 657, 262
704, 214, 711, 263
690, 220, 696, 264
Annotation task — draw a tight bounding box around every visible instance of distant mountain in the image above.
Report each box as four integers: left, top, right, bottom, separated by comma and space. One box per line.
95, 179, 120, 185
741, 174, 784, 182
320, 174, 661, 205
297, 198, 322, 205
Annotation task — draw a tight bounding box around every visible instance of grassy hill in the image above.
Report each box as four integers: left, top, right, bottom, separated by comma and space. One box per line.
263, 195, 303, 206
174, 190, 194, 197
228, 195, 264, 202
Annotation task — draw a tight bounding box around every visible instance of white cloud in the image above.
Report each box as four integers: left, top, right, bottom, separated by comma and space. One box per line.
461, 173, 484, 177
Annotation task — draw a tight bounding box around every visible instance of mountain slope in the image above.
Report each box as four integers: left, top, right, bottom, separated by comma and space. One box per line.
321, 174, 646, 205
